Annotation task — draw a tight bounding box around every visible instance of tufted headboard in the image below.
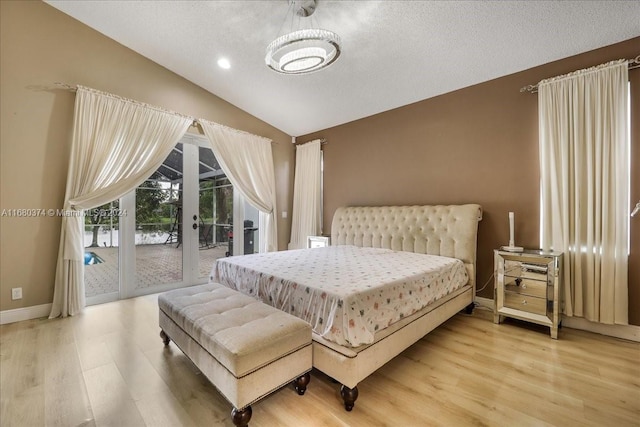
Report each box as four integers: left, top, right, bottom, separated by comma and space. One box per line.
331, 205, 483, 287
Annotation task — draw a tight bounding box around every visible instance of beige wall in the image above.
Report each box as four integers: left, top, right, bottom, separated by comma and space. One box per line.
0, 1, 295, 311
302, 37, 640, 326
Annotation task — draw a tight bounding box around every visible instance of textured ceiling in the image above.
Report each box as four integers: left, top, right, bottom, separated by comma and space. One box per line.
46, 1, 640, 136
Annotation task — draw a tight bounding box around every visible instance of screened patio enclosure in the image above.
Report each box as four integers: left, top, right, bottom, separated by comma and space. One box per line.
84, 139, 256, 302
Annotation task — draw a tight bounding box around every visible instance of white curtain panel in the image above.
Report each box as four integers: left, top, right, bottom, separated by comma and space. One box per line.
539, 60, 629, 325
288, 140, 322, 249
200, 120, 278, 253
49, 86, 192, 318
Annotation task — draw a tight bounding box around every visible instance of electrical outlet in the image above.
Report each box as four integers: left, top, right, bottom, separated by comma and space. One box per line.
11, 287, 22, 300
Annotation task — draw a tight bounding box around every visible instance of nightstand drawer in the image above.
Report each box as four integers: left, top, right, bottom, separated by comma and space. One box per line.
504, 277, 547, 298
504, 292, 547, 315
504, 260, 548, 281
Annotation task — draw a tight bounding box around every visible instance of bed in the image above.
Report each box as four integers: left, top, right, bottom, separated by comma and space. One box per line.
210, 204, 482, 410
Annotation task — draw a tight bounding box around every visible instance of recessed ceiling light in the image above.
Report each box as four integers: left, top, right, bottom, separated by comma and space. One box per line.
217, 58, 231, 69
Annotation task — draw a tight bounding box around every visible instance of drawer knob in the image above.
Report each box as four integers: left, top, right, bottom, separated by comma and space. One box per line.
521, 283, 527, 289
522, 300, 527, 305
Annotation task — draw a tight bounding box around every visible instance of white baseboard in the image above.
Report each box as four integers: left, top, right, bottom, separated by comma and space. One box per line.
561, 316, 639, 342
0, 303, 52, 325
475, 296, 639, 342
474, 296, 494, 310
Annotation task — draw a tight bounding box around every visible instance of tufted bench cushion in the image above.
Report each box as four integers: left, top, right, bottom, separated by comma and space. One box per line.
159, 283, 311, 377
158, 283, 312, 427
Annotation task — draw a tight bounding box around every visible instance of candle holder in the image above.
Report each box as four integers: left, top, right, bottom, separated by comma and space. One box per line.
501, 211, 523, 252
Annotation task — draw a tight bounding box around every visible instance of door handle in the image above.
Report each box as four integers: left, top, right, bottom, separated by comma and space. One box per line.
631, 201, 640, 217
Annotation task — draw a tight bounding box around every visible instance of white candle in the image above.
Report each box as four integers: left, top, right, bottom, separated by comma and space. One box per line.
508, 212, 515, 247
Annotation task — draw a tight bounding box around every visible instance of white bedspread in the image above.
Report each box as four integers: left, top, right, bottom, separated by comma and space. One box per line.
210, 246, 468, 347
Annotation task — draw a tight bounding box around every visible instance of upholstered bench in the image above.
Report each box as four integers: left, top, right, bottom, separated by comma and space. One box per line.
158, 283, 312, 427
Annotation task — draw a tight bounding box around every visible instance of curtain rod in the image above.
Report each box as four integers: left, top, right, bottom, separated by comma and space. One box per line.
293, 138, 327, 145
53, 83, 280, 132
55, 83, 197, 124
53, 84, 317, 145
54, 82, 77, 91
519, 54, 640, 94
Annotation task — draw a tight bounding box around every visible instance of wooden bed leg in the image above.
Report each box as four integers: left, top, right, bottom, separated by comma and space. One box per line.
159, 330, 170, 346
340, 385, 359, 411
231, 406, 252, 427
293, 372, 311, 395
464, 302, 475, 314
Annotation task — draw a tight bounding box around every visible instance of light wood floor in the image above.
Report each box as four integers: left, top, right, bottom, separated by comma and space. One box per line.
1, 295, 638, 427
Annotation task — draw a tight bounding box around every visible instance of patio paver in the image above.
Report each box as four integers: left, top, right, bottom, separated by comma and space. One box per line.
85, 243, 228, 298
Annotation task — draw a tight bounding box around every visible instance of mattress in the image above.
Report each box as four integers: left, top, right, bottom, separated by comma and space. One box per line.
210, 245, 468, 347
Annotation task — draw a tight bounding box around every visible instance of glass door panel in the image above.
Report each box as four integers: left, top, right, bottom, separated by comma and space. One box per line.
84, 199, 120, 304
134, 146, 183, 291
243, 200, 259, 255
197, 146, 232, 279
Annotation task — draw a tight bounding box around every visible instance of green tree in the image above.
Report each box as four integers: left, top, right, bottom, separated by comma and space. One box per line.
136, 179, 166, 226
200, 181, 214, 221
85, 179, 168, 247
214, 179, 233, 243
86, 200, 119, 248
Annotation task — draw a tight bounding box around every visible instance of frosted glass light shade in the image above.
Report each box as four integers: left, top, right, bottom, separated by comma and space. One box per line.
265, 28, 341, 74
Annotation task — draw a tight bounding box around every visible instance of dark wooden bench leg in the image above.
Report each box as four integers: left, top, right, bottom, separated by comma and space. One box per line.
160, 330, 170, 346
293, 372, 311, 395
340, 385, 359, 411
231, 406, 252, 427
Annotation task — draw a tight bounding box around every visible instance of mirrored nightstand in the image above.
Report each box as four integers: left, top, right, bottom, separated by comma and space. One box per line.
494, 249, 563, 339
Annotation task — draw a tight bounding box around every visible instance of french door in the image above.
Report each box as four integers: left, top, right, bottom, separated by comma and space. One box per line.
84, 133, 258, 304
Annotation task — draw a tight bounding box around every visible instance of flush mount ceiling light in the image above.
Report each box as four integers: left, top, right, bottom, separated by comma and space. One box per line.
265, 0, 341, 75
